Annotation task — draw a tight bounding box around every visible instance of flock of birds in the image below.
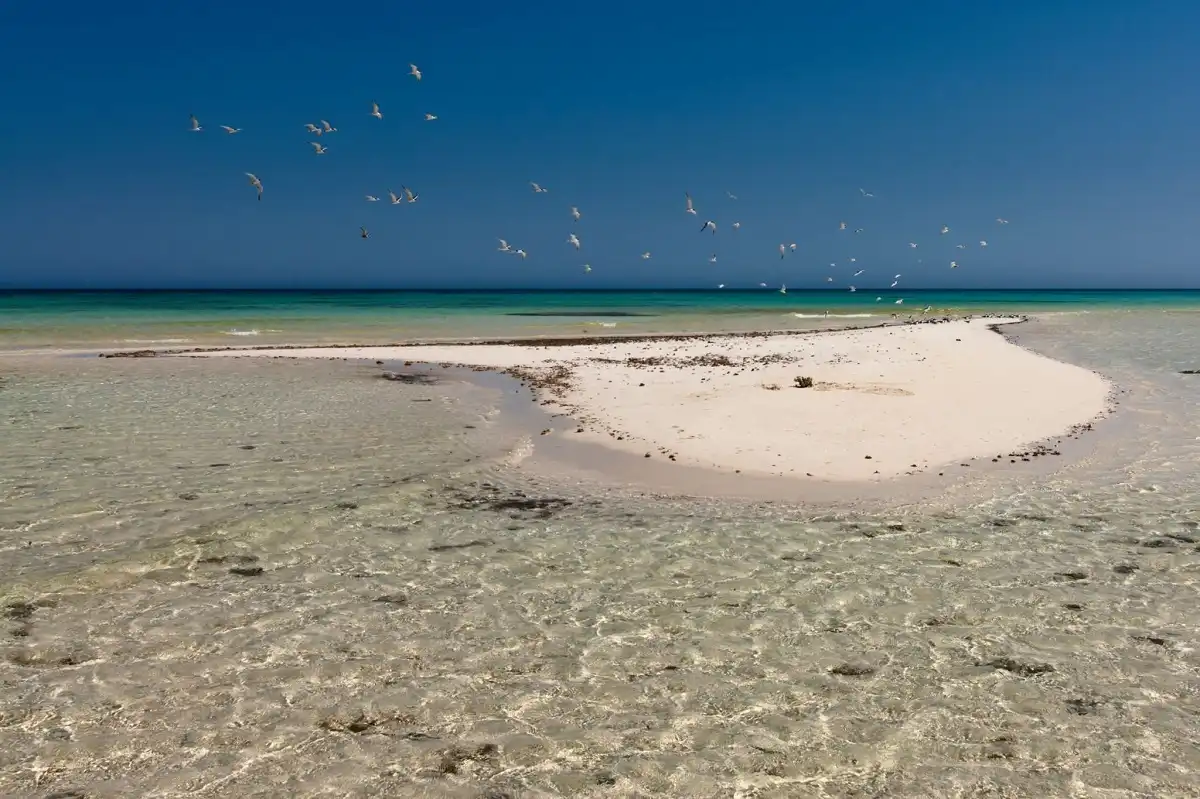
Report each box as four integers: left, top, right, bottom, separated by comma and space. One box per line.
188, 63, 1012, 306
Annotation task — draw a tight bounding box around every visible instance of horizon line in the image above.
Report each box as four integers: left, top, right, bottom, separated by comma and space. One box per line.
3, 287, 1200, 293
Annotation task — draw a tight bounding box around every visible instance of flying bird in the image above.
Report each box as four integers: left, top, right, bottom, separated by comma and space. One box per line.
732, 221, 741, 230
997, 218, 1009, 224
641, 252, 651, 259
726, 191, 738, 200
305, 123, 322, 135
778, 244, 786, 259
685, 193, 697, 215
950, 261, 958, 268
584, 264, 592, 273
855, 228, 864, 234
779, 284, 787, 294
424, 113, 438, 121
709, 254, 717, 264
909, 242, 918, 248
700, 219, 716, 234
789, 243, 797, 251
321, 120, 336, 133
189, 114, 202, 132
853, 269, 864, 277
245, 172, 263, 200
530, 181, 548, 193
403, 186, 418, 203
498, 238, 513, 252
839, 221, 847, 230
567, 233, 581, 250
860, 188, 874, 198
940, 225, 950, 235
365, 195, 379, 202
570, 206, 581, 222
310, 142, 327, 155
979, 240, 988, 247
360, 227, 369, 239
409, 63, 422, 81
389, 191, 402, 205
956, 243, 966, 249
220, 125, 241, 134
370, 102, 383, 119
514, 249, 527, 259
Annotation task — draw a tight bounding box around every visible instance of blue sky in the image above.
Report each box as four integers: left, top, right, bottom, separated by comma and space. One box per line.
1, 0, 1198, 290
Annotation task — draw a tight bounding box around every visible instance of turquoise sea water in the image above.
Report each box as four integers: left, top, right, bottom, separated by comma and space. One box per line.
2, 289, 1200, 349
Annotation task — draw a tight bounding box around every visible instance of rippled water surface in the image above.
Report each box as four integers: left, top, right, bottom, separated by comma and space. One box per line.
2, 311, 1199, 798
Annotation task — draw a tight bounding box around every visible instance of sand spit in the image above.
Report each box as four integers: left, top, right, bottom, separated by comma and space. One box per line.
180, 317, 1111, 482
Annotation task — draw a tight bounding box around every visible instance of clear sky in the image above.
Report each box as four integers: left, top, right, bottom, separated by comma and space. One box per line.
1, 0, 1198, 290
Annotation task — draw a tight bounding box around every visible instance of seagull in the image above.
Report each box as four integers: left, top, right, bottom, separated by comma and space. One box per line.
584, 264, 592, 273
860, 188, 874, 197
997, 218, 1009, 224
732, 221, 741, 230
365, 195, 379, 202
779, 243, 786, 259
950, 261, 958, 269
700, 219, 716, 234
839, 221, 847, 230
853, 269, 864, 277
849, 286, 857, 292
709, 254, 717, 264
360, 227, 369, 239
388, 191, 402, 205
514, 249, 527, 259
641, 252, 651, 259
567, 233, 581, 250
825, 276, 834, 282
424, 113, 438, 121
890, 280, 899, 288
940, 225, 950, 235
779, 284, 787, 294
245, 172, 263, 201
895, 299, 904, 305
909, 242, 918, 248
726, 191, 738, 200
979, 240, 988, 247
370, 102, 383, 119
498, 238, 513, 252
955, 243, 966, 249
855, 228, 864, 234
305, 123, 322, 136
758, 282, 767, 288
403, 186, 418, 203
894, 274, 902, 279
189, 114, 202, 132
849, 257, 857, 263
717, 283, 725, 289
790, 243, 798, 252
220, 125, 241, 134
321, 120, 336, 133
570, 206, 581, 222
685, 193, 697, 215
409, 63, 422, 81
530, 181, 548, 193
923, 305, 932, 314
310, 141, 327, 155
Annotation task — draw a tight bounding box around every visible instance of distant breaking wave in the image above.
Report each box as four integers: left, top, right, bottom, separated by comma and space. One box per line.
120, 338, 193, 344
791, 313, 877, 319
222, 329, 284, 336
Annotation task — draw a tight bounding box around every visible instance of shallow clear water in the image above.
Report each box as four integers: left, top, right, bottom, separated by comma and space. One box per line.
1, 311, 1199, 797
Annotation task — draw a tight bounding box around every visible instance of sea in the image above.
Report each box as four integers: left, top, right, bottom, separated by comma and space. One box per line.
2, 288, 1200, 350
2, 289, 1200, 796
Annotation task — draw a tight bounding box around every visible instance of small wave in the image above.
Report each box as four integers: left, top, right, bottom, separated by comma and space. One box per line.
585, 321, 618, 328
791, 313, 877, 319
120, 338, 193, 344
222, 328, 283, 336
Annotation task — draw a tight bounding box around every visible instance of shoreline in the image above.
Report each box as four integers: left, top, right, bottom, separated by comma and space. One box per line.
170, 316, 1115, 493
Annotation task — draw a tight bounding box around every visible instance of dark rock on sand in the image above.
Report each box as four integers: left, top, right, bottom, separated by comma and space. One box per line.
829, 662, 876, 677
228, 565, 265, 577
980, 657, 1055, 677
429, 538, 493, 553
1066, 697, 1103, 715
379, 371, 441, 385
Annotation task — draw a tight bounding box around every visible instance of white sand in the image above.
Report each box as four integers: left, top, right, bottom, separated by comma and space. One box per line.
188, 318, 1111, 481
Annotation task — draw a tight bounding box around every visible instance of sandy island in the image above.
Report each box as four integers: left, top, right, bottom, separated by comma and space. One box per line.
183, 317, 1111, 481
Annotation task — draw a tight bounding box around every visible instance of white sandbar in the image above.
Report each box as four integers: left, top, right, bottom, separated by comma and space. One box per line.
186, 318, 1111, 481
